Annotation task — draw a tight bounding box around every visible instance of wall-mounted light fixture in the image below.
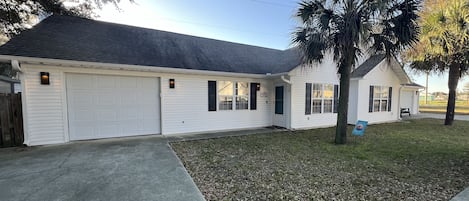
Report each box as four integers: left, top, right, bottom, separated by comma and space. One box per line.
40, 72, 50, 85
169, 79, 175, 88
256, 83, 261, 91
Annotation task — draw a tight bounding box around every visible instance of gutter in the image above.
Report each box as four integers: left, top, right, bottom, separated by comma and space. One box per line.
0, 55, 271, 79
280, 75, 292, 84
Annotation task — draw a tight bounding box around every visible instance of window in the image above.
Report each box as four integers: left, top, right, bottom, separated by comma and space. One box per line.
309, 83, 337, 114
236, 82, 249, 110
370, 85, 392, 112
218, 81, 233, 110
214, 81, 251, 111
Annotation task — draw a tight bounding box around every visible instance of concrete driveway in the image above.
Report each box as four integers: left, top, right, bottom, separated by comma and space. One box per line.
0, 136, 205, 201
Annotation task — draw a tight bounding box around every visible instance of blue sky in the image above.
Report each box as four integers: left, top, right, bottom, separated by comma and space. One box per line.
97, 0, 468, 93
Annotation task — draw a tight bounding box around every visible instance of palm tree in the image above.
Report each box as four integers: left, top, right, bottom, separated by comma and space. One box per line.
405, 0, 469, 125
293, 0, 420, 144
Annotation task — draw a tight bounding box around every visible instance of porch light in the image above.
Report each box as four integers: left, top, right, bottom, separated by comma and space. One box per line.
40, 72, 50, 85
256, 83, 261, 91
169, 79, 175, 88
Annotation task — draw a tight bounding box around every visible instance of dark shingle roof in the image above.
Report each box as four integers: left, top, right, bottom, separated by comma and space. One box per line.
351, 54, 386, 78
0, 15, 302, 75
403, 82, 424, 88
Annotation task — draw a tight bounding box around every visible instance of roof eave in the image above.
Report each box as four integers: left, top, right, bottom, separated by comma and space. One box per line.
0, 55, 269, 79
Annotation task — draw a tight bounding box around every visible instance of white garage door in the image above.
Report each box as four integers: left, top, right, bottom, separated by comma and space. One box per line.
67, 74, 161, 140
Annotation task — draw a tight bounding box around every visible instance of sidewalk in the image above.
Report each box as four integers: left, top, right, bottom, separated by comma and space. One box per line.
404, 113, 469, 121
166, 127, 286, 142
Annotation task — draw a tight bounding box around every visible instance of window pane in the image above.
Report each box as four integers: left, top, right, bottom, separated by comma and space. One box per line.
236, 82, 249, 96
236, 82, 249, 110
219, 96, 233, 110
218, 81, 233, 96
236, 96, 248, 110
313, 84, 323, 98
324, 100, 333, 113
218, 81, 233, 110
373, 86, 381, 98
313, 99, 322, 113
381, 87, 389, 98
373, 100, 380, 112
324, 84, 334, 99
381, 100, 388, 111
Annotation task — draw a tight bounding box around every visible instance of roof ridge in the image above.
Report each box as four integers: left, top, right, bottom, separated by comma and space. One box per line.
48, 14, 289, 52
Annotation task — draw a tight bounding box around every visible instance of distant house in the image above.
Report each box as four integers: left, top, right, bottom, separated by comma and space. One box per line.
0, 75, 21, 94
0, 15, 420, 146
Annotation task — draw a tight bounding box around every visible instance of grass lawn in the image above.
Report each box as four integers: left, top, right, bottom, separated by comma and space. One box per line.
171, 119, 469, 201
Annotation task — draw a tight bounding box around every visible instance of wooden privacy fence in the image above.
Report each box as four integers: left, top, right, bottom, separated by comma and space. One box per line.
0, 93, 23, 147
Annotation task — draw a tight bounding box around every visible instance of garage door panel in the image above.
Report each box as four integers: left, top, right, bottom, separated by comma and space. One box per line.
67, 74, 160, 141
73, 109, 95, 121
68, 76, 94, 89
97, 76, 117, 88
119, 77, 138, 88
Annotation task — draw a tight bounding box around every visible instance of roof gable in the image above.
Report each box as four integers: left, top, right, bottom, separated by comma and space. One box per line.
0, 15, 302, 75
352, 54, 411, 84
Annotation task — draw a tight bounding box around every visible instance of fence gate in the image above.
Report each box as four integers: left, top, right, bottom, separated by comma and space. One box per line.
0, 93, 23, 147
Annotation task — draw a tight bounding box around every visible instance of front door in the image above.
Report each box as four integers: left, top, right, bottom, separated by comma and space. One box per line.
273, 85, 287, 128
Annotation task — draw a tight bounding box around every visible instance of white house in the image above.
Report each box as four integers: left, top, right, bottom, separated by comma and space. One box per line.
0, 15, 419, 146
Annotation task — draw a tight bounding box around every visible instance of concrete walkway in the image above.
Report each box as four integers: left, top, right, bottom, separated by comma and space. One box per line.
450, 187, 469, 201
166, 127, 286, 142
403, 112, 469, 121
0, 136, 205, 201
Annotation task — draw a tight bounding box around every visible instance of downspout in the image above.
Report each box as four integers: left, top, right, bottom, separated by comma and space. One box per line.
279, 75, 292, 129
11, 60, 22, 73
11, 60, 28, 145
398, 85, 403, 120
280, 75, 291, 85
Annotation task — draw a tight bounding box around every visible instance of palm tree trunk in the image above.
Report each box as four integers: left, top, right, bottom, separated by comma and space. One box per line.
445, 64, 460, 125
335, 59, 352, 144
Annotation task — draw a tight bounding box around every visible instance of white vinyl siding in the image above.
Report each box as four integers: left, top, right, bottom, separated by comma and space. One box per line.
352, 59, 401, 124
289, 54, 340, 129
19, 63, 274, 145
162, 77, 272, 135
21, 68, 66, 145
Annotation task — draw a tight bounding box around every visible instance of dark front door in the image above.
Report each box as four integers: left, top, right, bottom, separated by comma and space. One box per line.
275, 86, 284, 114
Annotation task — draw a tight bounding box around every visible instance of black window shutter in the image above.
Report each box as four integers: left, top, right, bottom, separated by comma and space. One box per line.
333, 85, 339, 113
369, 86, 374, 113
250, 83, 258, 110
305, 83, 312, 114
388, 87, 392, 111
208, 81, 217, 111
